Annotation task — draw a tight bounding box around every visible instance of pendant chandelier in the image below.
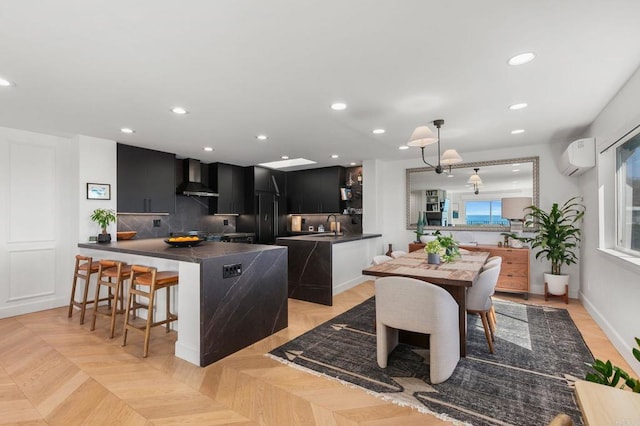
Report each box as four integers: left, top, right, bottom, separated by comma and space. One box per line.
407, 119, 463, 174
468, 168, 482, 195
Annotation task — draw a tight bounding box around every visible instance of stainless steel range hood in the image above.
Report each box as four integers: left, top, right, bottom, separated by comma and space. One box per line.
176, 158, 219, 197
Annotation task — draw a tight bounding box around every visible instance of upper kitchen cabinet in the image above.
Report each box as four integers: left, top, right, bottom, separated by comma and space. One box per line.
209, 163, 246, 214
286, 166, 345, 214
117, 143, 176, 213
250, 166, 285, 194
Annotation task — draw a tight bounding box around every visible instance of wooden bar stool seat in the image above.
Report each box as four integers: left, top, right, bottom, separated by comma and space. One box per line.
90, 260, 131, 338
68, 255, 112, 324
122, 265, 179, 358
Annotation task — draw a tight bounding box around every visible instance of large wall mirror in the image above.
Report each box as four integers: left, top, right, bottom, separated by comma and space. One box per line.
406, 156, 539, 232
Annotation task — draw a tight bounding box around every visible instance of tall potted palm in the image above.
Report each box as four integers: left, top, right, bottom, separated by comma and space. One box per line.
523, 197, 585, 298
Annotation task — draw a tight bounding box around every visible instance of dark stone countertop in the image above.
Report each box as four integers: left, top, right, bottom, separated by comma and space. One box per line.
276, 233, 382, 244
78, 238, 283, 263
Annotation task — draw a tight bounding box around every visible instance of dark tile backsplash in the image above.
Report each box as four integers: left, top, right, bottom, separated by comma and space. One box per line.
117, 196, 237, 238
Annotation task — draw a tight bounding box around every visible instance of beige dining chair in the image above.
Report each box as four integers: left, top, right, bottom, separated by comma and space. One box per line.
466, 265, 501, 353
372, 255, 393, 265
482, 256, 502, 326
375, 276, 460, 383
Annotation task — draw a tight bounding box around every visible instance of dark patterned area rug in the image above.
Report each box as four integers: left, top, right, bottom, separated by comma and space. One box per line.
268, 298, 594, 426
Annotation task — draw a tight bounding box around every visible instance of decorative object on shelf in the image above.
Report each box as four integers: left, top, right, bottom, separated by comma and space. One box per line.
90, 208, 116, 243
501, 197, 533, 232
585, 337, 640, 393
468, 168, 482, 195
419, 234, 437, 244
86, 182, 111, 200
415, 210, 425, 240
407, 119, 463, 174
520, 196, 585, 303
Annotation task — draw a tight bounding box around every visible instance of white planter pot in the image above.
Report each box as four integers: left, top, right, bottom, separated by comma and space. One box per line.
420, 235, 437, 243
544, 273, 569, 295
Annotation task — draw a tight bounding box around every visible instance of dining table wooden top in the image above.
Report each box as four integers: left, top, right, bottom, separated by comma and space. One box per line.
362, 250, 490, 287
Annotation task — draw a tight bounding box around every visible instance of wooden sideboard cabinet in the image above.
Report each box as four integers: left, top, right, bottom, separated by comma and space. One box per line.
408, 243, 530, 298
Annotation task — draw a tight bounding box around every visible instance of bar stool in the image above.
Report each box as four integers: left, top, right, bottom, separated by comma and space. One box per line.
68, 255, 110, 324
90, 260, 132, 338
122, 265, 179, 357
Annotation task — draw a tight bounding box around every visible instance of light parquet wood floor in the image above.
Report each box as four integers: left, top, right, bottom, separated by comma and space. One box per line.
0, 281, 632, 425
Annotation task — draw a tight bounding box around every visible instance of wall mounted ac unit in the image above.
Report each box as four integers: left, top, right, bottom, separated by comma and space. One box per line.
560, 137, 595, 176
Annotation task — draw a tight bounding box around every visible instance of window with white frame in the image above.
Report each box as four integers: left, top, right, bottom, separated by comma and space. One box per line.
464, 200, 509, 226
616, 133, 640, 254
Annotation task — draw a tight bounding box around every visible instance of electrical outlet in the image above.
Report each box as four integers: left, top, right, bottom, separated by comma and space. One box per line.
223, 219, 229, 226
223, 263, 242, 279
153, 219, 161, 227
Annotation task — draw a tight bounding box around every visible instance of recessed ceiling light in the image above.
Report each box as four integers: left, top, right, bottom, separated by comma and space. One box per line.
511, 129, 525, 135
508, 52, 536, 66
349, 162, 357, 166
509, 103, 528, 110
171, 106, 188, 114
0, 77, 13, 87
256, 134, 268, 140
372, 128, 385, 134
331, 154, 339, 159
331, 102, 347, 111
281, 155, 289, 160
203, 147, 213, 152
399, 145, 410, 150
120, 128, 135, 134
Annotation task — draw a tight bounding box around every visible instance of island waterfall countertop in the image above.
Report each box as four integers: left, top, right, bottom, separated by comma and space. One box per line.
276, 233, 382, 306
78, 237, 288, 367
78, 237, 280, 262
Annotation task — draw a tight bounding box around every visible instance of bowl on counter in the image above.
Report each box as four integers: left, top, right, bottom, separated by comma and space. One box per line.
164, 236, 204, 247
117, 231, 137, 240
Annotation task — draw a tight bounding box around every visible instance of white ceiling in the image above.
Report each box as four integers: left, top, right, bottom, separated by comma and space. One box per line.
1, 1, 640, 169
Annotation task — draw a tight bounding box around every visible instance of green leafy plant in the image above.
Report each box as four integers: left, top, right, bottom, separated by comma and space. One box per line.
424, 239, 442, 254
90, 208, 116, 234
522, 197, 585, 275
585, 337, 640, 392
424, 233, 460, 262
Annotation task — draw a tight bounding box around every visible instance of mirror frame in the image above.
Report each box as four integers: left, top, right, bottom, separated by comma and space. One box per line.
406, 156, 539, 232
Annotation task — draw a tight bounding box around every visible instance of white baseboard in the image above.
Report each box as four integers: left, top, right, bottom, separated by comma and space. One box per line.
0, 297, 68, 319
175, 340, 200, 366
580, 291, 640, 377
334, 275, 369, 296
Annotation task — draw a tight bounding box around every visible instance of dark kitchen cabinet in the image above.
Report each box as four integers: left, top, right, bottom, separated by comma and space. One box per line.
117, 144, 176, 213
286, 166, 345, 214
209, 163, 246, 214
250, 166, 285, 195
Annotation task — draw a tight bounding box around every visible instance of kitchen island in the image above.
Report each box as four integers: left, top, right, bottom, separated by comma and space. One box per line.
78, 238, 287, 367
276, 233, 381, 305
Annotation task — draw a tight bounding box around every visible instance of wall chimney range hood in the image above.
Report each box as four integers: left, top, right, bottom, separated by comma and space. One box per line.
176, 158, 219, 197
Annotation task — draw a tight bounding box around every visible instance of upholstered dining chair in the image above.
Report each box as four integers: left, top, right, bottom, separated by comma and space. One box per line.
375, 276, 460, 383
390, 250, 407, 259
372, 255, 393, 265
466, 265, 501, 353
482, 256, 502, 326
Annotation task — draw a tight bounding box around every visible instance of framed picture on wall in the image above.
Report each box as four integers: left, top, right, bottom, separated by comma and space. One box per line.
87, 183, 111, 200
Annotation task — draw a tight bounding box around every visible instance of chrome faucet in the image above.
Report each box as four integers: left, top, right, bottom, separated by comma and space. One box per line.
326, 214, 338, 236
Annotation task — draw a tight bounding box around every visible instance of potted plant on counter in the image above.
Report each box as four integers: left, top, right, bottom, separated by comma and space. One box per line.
90, 208, 117, 243
522, 197, 585, 301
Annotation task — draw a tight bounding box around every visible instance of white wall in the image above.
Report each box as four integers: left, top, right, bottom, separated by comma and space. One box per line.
76, 135, 117, 241
368, 142, 582, 298
0, 127, 77, 317
581, 66, 640, 376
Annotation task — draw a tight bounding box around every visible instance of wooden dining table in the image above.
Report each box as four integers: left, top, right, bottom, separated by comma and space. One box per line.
362, 249, 490, 357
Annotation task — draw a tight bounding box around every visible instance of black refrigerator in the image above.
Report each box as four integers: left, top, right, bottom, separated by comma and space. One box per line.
237, 192, 284, 244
